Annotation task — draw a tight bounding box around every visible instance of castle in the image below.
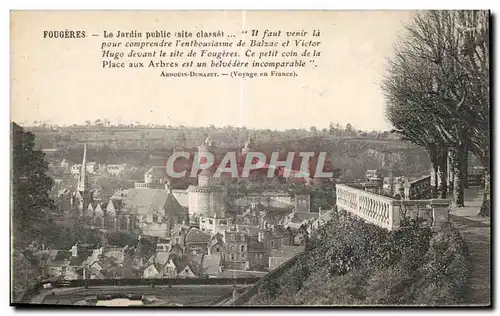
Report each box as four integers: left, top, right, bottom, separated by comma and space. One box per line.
67, 136, 312, 240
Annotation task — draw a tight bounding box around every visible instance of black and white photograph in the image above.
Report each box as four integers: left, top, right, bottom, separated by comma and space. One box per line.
9, 9, 491, 307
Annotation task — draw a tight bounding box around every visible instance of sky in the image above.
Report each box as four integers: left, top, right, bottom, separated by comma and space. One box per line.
11, 11, 415, 131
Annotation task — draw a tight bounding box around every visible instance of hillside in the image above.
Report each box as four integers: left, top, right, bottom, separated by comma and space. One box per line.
30, 126, 430, 181
245, 211, 469, 306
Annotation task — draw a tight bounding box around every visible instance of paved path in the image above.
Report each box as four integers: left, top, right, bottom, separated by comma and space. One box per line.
449, 188, 491, 306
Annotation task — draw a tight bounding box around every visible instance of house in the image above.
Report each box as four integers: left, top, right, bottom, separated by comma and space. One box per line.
171, 224, 190, 249
290, 225, 309, 246
284, 211, 319, 231
176, 254, 203, 278
106, 164, 127, 176
143, 251, 177, 278
224, 229, 248, 270
84, 245, 134, 279
208, 233, 226, 257
246, 237, 269, 271
98, 188, 188, 236
174, 253, 223, 278
44, 244, 92, 280
71, 164, 82, 177
184, 228, 211, 254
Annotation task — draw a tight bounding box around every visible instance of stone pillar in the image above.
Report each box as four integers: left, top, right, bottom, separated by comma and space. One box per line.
388, 200, 401, 231
430, 199, 450, 232
403, 181, 411, 200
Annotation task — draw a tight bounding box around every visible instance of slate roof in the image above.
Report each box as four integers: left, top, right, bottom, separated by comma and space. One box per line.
290, 212, 319, 223
51, 250, 72, 265
185, 228, 211, 244
69, 249, 92, 266
176, 254, 203, 275
202, 254, 222, 276
121, 189, 186, 218
155, 251, 172, 266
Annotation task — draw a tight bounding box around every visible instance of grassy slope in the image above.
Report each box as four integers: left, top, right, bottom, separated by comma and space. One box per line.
247, 211, 469, 306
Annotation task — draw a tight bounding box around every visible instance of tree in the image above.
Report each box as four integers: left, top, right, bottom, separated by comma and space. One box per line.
345, 123, 356, 137
329, 122, 335, 136
12, 122, 55, 247
383, 10, 489, 211
309, 126, 317, 137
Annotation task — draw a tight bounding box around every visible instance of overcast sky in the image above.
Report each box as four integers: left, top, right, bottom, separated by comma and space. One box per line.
11, 10, 415, 131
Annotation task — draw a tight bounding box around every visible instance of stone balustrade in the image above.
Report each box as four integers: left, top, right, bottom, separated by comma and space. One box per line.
407, 175, 432, 199
336, 184, 450, 232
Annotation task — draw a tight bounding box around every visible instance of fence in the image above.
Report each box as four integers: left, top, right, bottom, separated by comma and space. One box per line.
42, 277, 261, 288
336, 184, 450, 232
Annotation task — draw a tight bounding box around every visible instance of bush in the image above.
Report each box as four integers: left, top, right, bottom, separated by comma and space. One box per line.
413, 226, 469, 305
248, 210, 469, 306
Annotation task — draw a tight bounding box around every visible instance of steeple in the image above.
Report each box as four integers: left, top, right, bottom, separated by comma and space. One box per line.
77, 143, 89, 192
242, 135, 254, 154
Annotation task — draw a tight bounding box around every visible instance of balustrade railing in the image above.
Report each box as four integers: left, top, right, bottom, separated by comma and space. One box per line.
408, 175, 432, 199
336, 184, 449, 232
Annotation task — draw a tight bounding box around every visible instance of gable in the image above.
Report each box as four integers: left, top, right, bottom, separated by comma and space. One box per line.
177, 265, 196, 277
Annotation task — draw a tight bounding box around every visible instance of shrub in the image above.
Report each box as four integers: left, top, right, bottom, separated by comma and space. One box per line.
247, 210, 469, 306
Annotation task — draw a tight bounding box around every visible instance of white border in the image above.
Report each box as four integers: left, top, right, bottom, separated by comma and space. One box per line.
2, 1, 498, 316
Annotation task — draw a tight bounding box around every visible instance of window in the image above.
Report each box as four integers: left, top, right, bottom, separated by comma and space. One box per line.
175, 237, 180, 244
240, 245, 245, 252
95, 217, 102, 227
242, 253, 245, 259
220, 220, 227, 225
230, 254, 235, 260
270, 240, 275, 248
152, 214, 158, 223
209, 219, 213, 224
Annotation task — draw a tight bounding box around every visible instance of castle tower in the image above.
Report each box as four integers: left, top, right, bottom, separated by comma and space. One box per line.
188, 136, 227, 220
77, 143, 91, 212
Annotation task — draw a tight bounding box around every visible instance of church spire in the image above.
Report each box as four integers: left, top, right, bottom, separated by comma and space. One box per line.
77, 143, 89, 192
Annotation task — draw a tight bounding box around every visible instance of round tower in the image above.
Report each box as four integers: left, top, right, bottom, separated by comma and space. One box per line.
187, 137, 227, 219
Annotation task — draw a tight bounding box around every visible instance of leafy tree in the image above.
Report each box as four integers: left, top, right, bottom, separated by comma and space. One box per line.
12, 122, 54, 247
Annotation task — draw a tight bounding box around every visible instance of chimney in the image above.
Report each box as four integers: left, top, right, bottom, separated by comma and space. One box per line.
258, 232, 264, 243
71, 244, 78, 257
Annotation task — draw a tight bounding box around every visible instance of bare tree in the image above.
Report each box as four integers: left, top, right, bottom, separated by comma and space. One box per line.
383, 10, 489, 211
